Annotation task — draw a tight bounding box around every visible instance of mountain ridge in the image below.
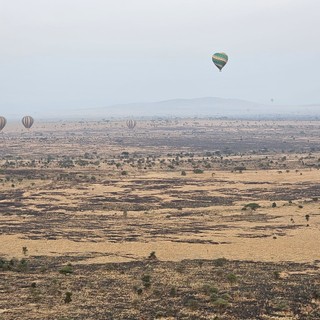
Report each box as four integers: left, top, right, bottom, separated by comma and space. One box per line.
8, 97, 320, 119
79, 97, 320, 118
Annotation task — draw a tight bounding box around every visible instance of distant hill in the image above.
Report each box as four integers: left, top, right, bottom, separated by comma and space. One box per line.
27, 97, 320, 120
76, 97, 320, 119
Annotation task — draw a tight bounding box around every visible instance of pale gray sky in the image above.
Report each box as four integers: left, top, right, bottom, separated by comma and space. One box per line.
0, 0, 319, 116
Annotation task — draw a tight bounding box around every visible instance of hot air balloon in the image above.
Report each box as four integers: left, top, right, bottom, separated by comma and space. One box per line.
22, 116, 34, 129
0, 117, 7, 132
212, 52, 228, 71
126, 119, 136, 129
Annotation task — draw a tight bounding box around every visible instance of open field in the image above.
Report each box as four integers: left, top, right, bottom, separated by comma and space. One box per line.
1, 119, 320, 319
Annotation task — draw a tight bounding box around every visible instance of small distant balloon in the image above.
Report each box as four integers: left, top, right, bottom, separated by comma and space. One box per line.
212, 52, 228, 71
126, 119, 136, 129
0, 117, 7, 132
270, 98, 274, 103
22, 116, 34, 129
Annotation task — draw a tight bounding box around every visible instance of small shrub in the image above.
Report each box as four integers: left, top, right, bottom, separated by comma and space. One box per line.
0, 258, 11, 271
243, 203, 261, 210
220, 293, 232, 301
169, 287, 177, 296
234, 166, 246, 171
313, 289, 320, 300
30, 287, 41, 302
141, 274, 151, 288
210, 292, 219, 301
136, 287, 143, 295
59, 264, 73, 275
176, 263, 186, 273
0, 259, 8, 270
64, 291, 72, 303
155, 311, 165, 318
184, 297, 199, 310
133, 285, 143, 295
153, 288, 162, 297
273, 300, 289, 311
212, 298, 230, 310
148, 251, 157, 260
226, 273, 238, 284
203, 284, 219, 295
213, 258, 228, 267
17, 259, 28, 272
0, 258, 29, 272
40, 265, 48, 273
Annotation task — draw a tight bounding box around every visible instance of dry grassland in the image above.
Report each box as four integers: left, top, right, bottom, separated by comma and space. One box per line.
0, 119, 319, 319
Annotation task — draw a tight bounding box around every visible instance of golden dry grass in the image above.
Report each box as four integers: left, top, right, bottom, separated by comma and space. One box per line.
0, 119, 320, 319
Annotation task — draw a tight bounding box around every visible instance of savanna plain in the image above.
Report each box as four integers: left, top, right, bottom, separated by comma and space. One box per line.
0, 118, 320, 320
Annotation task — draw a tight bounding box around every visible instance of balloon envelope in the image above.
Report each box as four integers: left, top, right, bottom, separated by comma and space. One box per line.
0, 117, 7, 131
126, 119, 136, 129
22, 116, 34, 129
212, 52, 228, 71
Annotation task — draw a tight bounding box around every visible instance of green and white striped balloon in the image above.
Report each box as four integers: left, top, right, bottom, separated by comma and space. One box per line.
212, 52, 228, 71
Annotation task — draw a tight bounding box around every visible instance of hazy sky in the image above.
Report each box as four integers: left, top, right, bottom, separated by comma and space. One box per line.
1, 0, 319, 116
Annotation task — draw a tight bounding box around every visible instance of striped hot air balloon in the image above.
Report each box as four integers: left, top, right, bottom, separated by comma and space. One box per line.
212, 52, 228, 71
22, 116, 34, 129
0, 117, 7, 132
126, 119, 136, 129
